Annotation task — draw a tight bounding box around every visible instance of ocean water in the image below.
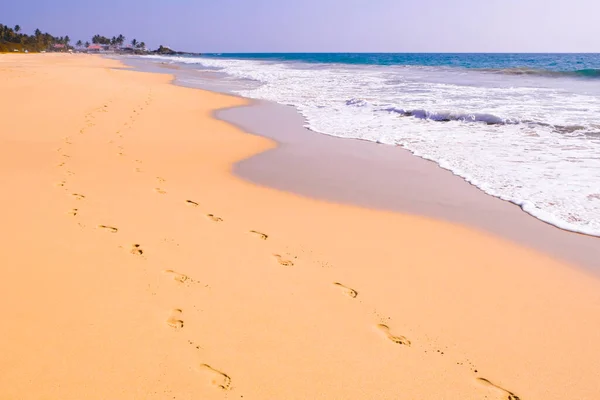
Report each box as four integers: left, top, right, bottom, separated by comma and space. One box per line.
144, 53, 600, 236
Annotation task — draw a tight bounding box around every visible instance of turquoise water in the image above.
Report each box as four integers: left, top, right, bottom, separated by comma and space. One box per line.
203, 53, 600, 77
145, 53, 600, 236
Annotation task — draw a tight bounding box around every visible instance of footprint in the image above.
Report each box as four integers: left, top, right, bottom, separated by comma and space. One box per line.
68, 208, 78, 216
377, 324, 411, 346
198, 364, 231, 390
72, 193, 85, 200
135, 167, 142, 173
56, 181, 66, 187
249, 230, 268, 240
164, 269, 189, 283
166, 309, 184, 329
98, 225, 118, 233
156, 177, 166, 183
57, 162, 65, 167
130, 244, 144, 255
66, 171, 75, 176
333, 282, 358, 298
155, 188, 167, 194
206, 214, 223, 222
185, 200, 199, 207
273, 254, 294, 267
477, 378, 520, 400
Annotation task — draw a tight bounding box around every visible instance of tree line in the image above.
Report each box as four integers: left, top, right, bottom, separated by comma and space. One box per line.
84, 34, 146, 50
1, 23, 147, 53
0, 24, 71, 52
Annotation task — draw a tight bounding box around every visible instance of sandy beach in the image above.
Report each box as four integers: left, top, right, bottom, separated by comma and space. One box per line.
1, 53, 600, 399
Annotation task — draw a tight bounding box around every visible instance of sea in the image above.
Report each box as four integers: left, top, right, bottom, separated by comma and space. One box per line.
142, 53, 600, 236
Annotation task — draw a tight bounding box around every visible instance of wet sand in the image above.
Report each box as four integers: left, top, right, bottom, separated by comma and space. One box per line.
221, 100, 600, 271
1, 54, 600, 400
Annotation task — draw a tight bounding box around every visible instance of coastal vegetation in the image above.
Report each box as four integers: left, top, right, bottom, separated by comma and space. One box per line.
1, 23, 152, 54
0, 23, 69, 52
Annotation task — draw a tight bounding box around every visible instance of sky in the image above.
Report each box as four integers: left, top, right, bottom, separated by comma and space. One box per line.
2, 0, 599, 53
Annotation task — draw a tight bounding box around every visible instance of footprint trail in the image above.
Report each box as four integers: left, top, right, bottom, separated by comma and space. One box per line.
333, 282, 358, 298
198, 364, 232, 391
377, 324, 411, 346
273, 254, 294, 267
98, 225, 118, 233
166, 309, 184, 329
477, 378, 521, 400
249, 230, 268, 240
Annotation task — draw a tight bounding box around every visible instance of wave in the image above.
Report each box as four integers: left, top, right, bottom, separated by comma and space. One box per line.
345, 98, 368, 107
380, 107, 518, 125
344, 99, 518, 125
377, 105, 599, 136
138, 55, 600, 236
478, 67, 600, 79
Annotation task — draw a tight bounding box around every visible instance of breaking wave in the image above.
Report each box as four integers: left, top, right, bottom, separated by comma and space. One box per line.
479, 67, 600, 79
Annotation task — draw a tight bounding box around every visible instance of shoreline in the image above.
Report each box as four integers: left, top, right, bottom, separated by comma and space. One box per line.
126, 56, 600, 272
143, 53, 600, 239
219, 101, 600, 275
2, 54, 600, 399
219, 100, 600, 271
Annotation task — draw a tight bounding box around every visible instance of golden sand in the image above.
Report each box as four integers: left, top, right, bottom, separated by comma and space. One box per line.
1, 54, 599, 399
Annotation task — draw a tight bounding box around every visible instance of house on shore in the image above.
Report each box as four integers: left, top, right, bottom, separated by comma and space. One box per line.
51, 44, 66, 52
86, 44, 103, 52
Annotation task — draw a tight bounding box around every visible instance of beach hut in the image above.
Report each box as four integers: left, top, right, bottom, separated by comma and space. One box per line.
87, 44, 102, 53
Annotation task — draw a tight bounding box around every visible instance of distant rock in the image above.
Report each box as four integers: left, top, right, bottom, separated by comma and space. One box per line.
152, 45, 201, 56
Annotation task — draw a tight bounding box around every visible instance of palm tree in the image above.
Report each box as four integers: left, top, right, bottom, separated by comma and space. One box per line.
14, 25, 20, 33
64, 35, 70, 46
131, 38, 138, 48
117, 34, 125, 46
85, 41, 90, 48
34, 28, 41, 37
76, 40, 83, 47
138, 42, 146, 50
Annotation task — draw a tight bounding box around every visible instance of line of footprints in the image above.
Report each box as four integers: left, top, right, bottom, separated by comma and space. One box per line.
56, 100, 520, 399
105, 192, 519, 398
57, 100, 235, 391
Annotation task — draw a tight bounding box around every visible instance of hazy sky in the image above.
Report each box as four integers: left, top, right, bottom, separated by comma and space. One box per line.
3, 0, 599, 52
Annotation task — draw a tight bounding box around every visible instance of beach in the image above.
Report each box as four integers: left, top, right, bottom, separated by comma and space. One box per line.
1, 53, 600, 399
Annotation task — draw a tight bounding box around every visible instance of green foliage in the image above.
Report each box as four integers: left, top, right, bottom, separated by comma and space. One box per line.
1, 23, 148, 53
92, 34, 110, 44
0, 23, 64, 52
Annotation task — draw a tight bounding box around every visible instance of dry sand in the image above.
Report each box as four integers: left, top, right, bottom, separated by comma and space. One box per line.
1, 53, 599, 399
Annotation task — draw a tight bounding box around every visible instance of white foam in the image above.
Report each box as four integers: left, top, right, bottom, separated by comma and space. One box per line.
145, 56, 600, 237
